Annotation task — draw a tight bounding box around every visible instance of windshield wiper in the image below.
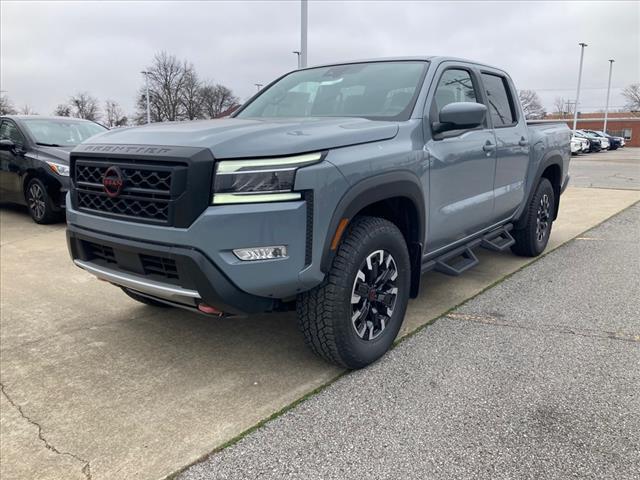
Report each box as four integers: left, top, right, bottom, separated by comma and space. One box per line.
36, 142, 63, 147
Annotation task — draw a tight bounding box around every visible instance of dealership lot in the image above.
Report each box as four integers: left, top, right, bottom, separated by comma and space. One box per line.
1, 150, 639, 480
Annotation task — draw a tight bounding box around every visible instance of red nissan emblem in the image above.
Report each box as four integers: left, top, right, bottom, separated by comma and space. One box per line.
103, 166, 124, 198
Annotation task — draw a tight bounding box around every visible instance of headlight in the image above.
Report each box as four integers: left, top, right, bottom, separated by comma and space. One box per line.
46, 161, 70, 176
212, 152, 322, 205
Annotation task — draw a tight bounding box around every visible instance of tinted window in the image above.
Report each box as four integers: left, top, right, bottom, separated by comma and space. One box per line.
433, 69, 478, 112
236, 61, 428, 121
0, 121, 25, 145
481, 73, 516, 126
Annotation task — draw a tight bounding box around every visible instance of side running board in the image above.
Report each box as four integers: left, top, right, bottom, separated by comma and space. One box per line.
422, 224, 515, 277
481, 227, 515, 252
433, 246, 479, 276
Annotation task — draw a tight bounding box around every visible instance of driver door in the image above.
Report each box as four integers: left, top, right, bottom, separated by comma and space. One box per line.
424, 65, 497, 253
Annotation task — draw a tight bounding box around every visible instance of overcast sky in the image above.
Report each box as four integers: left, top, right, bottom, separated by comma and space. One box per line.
1, 0, 638, 117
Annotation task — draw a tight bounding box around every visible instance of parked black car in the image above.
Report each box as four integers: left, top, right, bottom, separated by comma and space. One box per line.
0, 116, 107, 223
585, 130, 622, 150
574, 130, 602, 153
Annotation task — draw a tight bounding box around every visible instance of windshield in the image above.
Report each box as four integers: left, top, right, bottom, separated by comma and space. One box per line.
21, 119, 107, 147
236, 61, 428, 121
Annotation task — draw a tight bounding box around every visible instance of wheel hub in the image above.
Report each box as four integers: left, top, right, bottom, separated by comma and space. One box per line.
536, 193, 551, 242
350, 249, 399, 341
28, 183, 46, 220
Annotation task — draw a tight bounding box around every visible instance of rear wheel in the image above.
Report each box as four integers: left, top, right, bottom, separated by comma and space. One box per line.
25, 178, 61, 224
297, 216, 411, 369
122, 288, 173, 308
511, 178, 555, 257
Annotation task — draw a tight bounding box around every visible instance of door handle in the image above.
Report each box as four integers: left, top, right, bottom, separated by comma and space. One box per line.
482, 142, 496, 152
518, 137, 529, 147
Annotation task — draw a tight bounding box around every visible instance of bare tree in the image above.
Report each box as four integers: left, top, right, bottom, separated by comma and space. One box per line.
135, 51, 240, 123
20, 104, 38, 115
553, 97, 574, 117
104, 99, 127, 127
137, 51, 190, 122
200, 83, 239, 119
70, 92, 100, 120
621, 83, 640, 112
54, 104, 72, 116
181, 68, 203, 120
518, 89, 546, 119
0, 94, 17, 115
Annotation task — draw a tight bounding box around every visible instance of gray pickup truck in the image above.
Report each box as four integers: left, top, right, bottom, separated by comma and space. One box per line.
66, 57, 570, 368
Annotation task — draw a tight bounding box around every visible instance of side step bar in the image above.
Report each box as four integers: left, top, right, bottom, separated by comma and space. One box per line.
481, 225, 515, 252
422, 224, 515, 276
434, 246, 479, 276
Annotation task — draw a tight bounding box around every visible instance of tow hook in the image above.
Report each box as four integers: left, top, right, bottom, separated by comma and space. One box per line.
197, 303, 224, 316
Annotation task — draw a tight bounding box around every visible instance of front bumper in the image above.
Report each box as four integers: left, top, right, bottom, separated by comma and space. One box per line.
67, 225, 277, 315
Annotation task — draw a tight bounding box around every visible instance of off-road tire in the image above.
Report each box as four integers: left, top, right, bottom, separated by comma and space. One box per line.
297, 216, 411, 369
511, 178, 555, 257
25, 178, 61, 224
122, 288, 173, 308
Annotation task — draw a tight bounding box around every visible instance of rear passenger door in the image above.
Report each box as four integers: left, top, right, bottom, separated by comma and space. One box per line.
424, 64, 497, 253
480, 71, 530, 220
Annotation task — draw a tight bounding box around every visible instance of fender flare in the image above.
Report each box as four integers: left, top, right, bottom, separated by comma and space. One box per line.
320, 170, 426, 280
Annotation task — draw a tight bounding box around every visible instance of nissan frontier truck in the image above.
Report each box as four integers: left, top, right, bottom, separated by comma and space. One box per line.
66, 57, 570, 368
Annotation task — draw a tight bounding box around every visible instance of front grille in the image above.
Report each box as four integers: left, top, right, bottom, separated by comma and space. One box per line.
84, 241, 116, 264
77, 191, 169, 222
140, 254, 179, 279
74, 160, 181, 224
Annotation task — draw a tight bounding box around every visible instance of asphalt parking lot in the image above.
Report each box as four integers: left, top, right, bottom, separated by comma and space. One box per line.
569, 147, 640, 190
181, 202, 640, 480
1, 149, 639, 480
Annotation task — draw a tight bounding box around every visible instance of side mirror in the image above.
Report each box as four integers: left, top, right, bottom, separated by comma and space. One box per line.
432, 102, 487, 133
0, 139, 16, 151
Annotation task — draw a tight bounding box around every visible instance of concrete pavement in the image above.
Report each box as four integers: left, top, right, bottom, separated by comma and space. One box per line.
180, 203, 640, 480
1, 151, 639, 479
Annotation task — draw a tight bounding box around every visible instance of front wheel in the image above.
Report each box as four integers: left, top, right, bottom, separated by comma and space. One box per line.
25, 178, 61, 224
297, 216, 411, 369
511, 178, 555, 257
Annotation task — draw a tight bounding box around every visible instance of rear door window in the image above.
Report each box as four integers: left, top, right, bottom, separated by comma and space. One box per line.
481, 73, 517, 127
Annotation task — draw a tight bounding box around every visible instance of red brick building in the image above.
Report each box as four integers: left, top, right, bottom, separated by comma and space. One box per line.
544, 112, 639, 147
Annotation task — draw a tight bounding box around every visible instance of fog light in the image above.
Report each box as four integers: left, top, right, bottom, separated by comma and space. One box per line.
233, 245, 288, 261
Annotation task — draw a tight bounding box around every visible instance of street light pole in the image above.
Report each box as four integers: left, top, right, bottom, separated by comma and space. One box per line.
300, 0, 308, 68
255, 83, 263, 91
603, 59, 615, 134
571, 42, 587, 134
293, 51, 301, 69
141, 71, 151, 124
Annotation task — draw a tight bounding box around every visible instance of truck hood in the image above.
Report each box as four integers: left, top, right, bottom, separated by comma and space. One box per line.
80, 117, 399, 158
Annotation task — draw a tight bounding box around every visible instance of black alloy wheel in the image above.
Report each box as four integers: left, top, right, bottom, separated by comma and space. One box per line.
350, 249, 399, 341
25, 178, 60, 224
536, 192, 552, 244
